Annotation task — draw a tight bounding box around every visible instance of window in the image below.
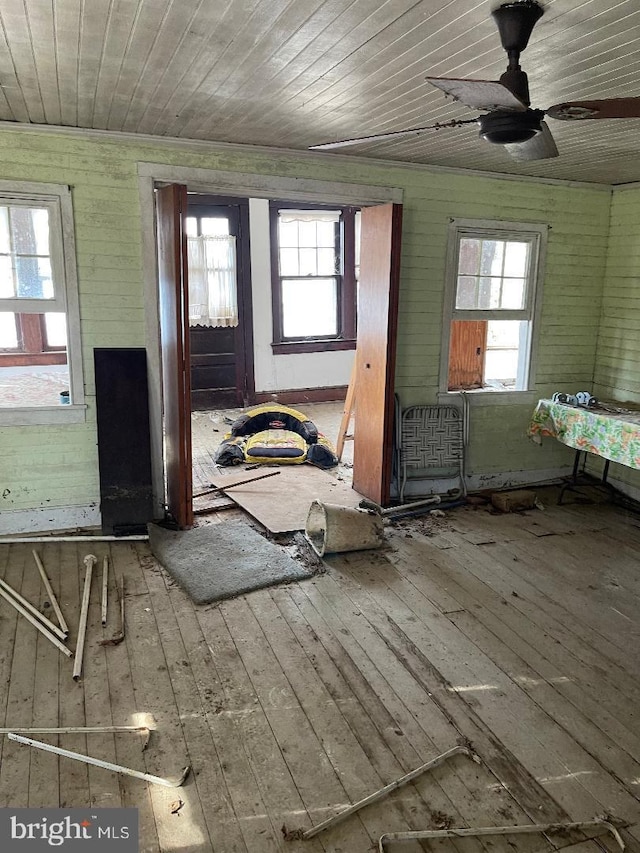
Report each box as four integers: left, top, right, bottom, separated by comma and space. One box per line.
442, 219, 547, 393
270, 203, 358, 353
0, 182, 84, 424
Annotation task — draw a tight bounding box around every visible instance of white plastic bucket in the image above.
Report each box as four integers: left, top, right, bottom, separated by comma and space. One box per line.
305, 500, 385, 557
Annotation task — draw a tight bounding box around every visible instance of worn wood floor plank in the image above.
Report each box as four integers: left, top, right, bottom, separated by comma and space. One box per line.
104, 544, 159, 853
117, 543, 212, 853
388, 532, 640, 765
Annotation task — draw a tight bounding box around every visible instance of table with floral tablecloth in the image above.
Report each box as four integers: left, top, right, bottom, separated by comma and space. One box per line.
528, 399, 640, 469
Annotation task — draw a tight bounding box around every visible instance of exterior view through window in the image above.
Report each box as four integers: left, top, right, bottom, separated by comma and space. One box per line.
445, 221, 546, 392
0, 199, 69, 408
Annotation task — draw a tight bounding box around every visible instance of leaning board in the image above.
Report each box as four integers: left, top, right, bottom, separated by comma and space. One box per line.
210, 466, 364, 533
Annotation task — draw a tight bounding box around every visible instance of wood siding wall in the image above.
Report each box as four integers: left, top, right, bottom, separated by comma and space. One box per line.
0, 129, 612, 515
593, 186, 640, 494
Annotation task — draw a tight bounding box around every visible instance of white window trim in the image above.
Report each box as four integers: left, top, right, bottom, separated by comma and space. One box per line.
438, 217, 548, 398
0, 180, 85, 426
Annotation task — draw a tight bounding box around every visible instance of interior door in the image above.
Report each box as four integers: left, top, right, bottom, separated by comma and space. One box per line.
353, 203, 403, 506
186, 199, 253, 409
157, 184, 193, 528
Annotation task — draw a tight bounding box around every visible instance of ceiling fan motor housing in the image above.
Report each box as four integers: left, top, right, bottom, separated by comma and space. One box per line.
479, 109, 544, 144
491, 1, 544, 54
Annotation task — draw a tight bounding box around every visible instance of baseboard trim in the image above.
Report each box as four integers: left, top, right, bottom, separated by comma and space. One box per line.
0, 504, 101, 536
394, 466, 573, 499
254, 386, 348, 405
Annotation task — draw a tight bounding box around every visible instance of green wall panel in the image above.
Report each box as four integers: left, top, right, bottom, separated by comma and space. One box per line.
0, 128, 615, 515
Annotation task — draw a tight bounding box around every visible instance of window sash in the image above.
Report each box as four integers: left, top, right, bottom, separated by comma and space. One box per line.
0, 196, 67, 312
441, 219, 547, 394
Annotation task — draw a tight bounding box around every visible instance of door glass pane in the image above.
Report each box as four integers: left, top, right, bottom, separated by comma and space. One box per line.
201, 217, 229, 236
185, 217, 197, 236
282, 278, 338, 338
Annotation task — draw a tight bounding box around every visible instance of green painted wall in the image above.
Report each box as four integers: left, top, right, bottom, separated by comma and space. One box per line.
0, 128, 613, 516
593, 185, 640, 493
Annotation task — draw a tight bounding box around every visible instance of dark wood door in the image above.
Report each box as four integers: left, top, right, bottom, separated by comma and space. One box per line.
157, 184, 193, 528
186, 198, 254, 409
352, 203, 403, 506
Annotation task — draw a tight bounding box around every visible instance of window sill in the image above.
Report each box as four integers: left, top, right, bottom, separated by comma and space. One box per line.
438, 390, 538, 407
272, 339, 356, 355
0, 404, 87, 426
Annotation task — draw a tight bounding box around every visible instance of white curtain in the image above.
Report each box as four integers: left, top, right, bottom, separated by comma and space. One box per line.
187, 234, 238, 327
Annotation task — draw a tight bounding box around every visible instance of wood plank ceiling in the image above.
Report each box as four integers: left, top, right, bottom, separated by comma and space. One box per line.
1, 0, 639, 184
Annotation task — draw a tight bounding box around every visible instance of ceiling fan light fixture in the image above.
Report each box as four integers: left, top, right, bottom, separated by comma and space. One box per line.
479, 109, 543, 144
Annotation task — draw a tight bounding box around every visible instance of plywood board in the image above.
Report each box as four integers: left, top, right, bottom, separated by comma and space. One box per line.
210, 466, 363, 533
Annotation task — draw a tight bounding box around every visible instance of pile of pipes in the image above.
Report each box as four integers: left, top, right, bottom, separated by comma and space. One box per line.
0, 550, 124, 680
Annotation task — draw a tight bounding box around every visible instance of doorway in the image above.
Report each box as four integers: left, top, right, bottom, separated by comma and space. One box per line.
145, 166, 403, 527
186, 195, 254, 410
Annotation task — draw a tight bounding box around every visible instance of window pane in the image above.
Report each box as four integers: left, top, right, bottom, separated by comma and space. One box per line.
201, 217, 229, 236
480, 240, 504, 275
478, 276, 493, 309
11, 207, 50, 255
501, 277, 525, 309
484, 320, 527, 390
316, 220, 336, 248
0, 254, 14, 297
0, 362, 70, 407
298, 220, 318, 248
458, 238, 481, 275
504, 241, 529, 276
279, 248, 299, 276
0, 312, 17, 348
45, 312, 67, 347
317, 247, 338, 275
298, 248, 317, 276
282, 278, 338, 338
16, 256, 53, 298
0, 207, 10, 253
278, 220, 298, 247
455, 275, 477, 309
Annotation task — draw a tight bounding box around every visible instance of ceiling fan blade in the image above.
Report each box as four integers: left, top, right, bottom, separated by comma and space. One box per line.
504, 121, 559, 161
547, 97, 640, 121
308, 119, 477, 150
426, 77, 527, 112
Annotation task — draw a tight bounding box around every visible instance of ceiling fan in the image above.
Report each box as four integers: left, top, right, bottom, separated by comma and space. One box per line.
310, 0, 640, 161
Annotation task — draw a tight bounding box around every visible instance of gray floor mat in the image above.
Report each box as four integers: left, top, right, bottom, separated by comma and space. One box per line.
148, 521, 312, 604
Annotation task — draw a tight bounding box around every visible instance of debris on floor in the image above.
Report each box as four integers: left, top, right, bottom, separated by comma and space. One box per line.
490, 489, 537, 513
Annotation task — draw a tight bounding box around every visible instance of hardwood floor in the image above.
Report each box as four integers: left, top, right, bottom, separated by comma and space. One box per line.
0, 493, 639, 852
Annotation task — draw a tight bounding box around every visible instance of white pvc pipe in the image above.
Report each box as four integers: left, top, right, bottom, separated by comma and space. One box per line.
101, 555, 109, 626
73, 554, 95, 681
378, 820, 625, 852
32, 549, 69, 636
7, 733, 190, 788
0, 586, 73, 658
0, 576, 67, 641
0, 536, 148, 543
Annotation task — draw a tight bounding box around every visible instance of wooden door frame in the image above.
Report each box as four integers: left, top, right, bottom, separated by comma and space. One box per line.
139, 163, 403, 518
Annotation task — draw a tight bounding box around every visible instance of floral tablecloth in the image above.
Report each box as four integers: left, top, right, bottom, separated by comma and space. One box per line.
528, 399, 640, 469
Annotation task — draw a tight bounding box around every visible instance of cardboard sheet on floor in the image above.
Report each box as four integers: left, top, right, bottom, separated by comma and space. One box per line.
210, 466, 363, 533
148, 521, 312, 604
